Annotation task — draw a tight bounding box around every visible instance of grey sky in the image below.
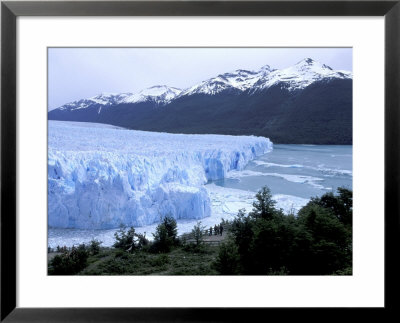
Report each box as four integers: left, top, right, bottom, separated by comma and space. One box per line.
48, 47, 352, 110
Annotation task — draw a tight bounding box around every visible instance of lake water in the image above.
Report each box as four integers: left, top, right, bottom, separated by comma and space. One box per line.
48, 144, 352, 248
215, 144, 352, 199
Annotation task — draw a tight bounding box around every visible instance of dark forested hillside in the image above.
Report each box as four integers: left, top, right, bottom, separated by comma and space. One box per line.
48, 78, 352, 144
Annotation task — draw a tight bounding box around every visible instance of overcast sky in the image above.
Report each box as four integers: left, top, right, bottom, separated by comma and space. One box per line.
48, 47, 352, 110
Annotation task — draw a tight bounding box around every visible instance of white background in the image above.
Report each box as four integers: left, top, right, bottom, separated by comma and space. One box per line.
17, 17, 384, 307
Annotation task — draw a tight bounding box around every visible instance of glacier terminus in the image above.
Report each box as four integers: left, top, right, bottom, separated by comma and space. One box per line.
48, 121, 273, 229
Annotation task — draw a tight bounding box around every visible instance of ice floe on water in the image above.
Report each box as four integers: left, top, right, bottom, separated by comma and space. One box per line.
252, 161, 304, 168
205, 183, 308, 216
226, 170, 327, 189
252, 160, 352, 177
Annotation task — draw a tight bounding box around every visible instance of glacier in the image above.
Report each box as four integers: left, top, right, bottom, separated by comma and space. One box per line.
48, 121, 272, 229
48, 184, 308, 248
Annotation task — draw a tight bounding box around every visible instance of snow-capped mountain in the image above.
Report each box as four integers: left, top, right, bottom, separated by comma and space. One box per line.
178, 58, 351, 96
254, 58, 352, 92
52, 58, 351, 111
121, 85, 182, 105
179, 68, 265, 96
56, 85, 182, 113
58, 93, 131, 111
49, 58, 352, 144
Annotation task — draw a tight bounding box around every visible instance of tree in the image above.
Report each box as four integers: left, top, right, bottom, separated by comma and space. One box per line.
249, 186, 277, 220
191, 221, 206, 248
113, 225, 136, 253
296, 204, 351, 274
151, 215, 178, 253
152, 223, 172, 253
217, 186, 353, 275
135, 232, 149, 250
162, 214, 178, 245
251, 212, 298, 274
89, 239, 102, 255
337, 187, 353, 227
229, 208, 255, 273
310, 187, 352, 227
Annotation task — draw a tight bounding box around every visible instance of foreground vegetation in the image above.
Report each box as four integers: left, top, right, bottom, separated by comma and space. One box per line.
214, 186, 352, 275
48, 186, 352, 275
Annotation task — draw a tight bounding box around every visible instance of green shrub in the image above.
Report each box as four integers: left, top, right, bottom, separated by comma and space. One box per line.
213, 241, 240, 275
48, 244, 89, 275
151, 254, 170, 267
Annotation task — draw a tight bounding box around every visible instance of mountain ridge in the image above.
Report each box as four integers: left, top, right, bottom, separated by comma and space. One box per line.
49, 58, 352, 144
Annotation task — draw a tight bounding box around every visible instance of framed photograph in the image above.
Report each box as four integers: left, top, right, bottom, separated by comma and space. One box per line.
1, 0, 399, 321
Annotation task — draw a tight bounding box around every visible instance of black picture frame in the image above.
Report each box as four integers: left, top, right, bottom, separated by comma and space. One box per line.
1, 1, 399, 321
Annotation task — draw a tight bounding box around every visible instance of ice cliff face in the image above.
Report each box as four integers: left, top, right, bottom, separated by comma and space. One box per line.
48, 121, 272, 229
